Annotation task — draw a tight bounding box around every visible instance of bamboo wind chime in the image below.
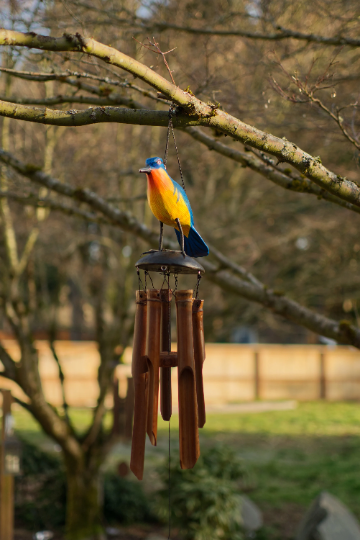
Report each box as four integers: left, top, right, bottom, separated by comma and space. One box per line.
130, 254, 206, 480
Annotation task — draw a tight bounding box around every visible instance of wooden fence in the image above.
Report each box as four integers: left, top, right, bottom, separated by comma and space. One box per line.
0, 341, 360, 407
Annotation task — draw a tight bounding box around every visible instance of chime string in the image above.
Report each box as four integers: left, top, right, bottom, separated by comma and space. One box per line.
168, 418, 171, 539
168, 271, 172, 539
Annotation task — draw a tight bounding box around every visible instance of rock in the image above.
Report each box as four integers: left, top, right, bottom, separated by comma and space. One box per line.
240, 495, 263, 532
105, 527, 121, 538
296, 491, 360, 540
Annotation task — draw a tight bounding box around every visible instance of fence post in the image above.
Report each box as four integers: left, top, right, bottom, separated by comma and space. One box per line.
319, 352, 327, 400
0, 389, 14, 540
254, 351, 261, 400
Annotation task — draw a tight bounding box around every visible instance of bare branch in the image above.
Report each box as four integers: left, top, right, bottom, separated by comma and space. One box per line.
206, 243, 262, 287
270, 56, 360, 152
134, 36, 177, 85
185, 127, 360, 214
0, 341, 17, 380
0, 190, 120, 225
204, 261, 360, 348
0, 67, 163, 103
0, 31, 359, 212
1, 146, 360, 348
16, 227, 39, 277
0, 93, 146, 108
49, 336, 72, 428
0, 149, 158, 245
54, 6, 360, 48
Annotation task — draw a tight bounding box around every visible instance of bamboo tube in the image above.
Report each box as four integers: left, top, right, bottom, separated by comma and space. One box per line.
175, 290, 200, 469
146, 289, 161, 446
130, 290, 148, 480
192, 299, 206, 428
160, 288, 172, 421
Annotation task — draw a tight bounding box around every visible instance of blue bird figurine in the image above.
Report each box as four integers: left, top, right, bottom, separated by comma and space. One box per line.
139, 157, 209, 258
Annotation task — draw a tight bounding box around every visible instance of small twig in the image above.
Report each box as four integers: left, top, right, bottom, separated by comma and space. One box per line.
133, 36, 177, 85
49, 331, 72, 427
270, 51, 360, 151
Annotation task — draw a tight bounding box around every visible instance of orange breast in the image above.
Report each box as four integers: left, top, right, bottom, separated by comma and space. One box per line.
146, 170, 191, 236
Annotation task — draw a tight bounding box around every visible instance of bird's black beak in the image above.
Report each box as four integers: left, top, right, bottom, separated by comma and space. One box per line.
139, 166, 152, 173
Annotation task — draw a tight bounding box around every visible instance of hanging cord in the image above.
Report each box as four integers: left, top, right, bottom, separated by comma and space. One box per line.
195, 271, 202, 299
137, 268, 145, 292
163, 105, 186, 194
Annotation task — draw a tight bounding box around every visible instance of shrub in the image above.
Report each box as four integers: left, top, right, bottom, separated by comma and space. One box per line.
157, 445, 248, 540
15, 438, 66, 531
15, 438, 154, 531
103, 473, 155, 525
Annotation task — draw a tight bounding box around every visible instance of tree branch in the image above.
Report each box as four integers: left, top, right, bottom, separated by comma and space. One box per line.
203, 261, 360, 348
0, 190, 113, 224
0, 67, 163, 103
0, 149, 158, 244
59, 6, 360, 48
0, 341, 17, 380
0, 30, 359, 210
142, 22, 360, 48
0, 93, 146, 108
49, 336, 72, 428
185, 127, 360, 215
1, 98, 360, 210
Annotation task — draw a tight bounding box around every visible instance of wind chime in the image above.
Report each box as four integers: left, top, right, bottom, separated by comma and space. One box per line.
130, 108, 207, 481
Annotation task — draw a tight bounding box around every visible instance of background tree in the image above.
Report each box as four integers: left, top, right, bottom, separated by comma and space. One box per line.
2, 0, 360, 538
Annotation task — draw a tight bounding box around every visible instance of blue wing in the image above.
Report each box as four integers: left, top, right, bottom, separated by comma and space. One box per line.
169, 177, 194, 225
175, 226, 209, 257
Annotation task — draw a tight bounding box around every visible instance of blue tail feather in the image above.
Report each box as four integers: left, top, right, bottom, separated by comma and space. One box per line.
175, 226, 209, 258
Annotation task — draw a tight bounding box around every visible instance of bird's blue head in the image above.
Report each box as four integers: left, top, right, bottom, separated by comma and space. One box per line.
139, 157, 166, 174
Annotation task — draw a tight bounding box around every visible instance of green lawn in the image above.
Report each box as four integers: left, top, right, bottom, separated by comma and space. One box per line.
13, 402, 360, 540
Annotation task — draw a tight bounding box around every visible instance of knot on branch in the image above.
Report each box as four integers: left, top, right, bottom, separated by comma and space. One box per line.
338, 320, 357, 343
73, 188, 87, 201
62, 32, 85, 51
25, 163, 42, 174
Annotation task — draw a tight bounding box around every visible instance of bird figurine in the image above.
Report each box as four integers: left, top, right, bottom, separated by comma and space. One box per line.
139, 157, 209, 258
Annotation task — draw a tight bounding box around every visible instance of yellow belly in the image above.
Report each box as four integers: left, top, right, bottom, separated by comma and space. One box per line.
148, 183, 191, 236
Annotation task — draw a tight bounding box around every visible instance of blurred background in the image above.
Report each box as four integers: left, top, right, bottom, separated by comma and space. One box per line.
1, 1, 360, 539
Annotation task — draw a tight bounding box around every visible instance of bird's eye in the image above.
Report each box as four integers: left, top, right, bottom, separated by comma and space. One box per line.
156, 159, 161, 164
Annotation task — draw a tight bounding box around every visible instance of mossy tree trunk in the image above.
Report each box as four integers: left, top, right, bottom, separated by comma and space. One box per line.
64, 451, 105, 540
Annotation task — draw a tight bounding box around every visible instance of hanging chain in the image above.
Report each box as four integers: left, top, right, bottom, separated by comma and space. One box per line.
195, 271, 202, 299
163, 104, 186, 193
160, 268, 169, 292
163, 104, 174, 168
174, 273, 178, 292
144, 270, 154, 289
170, 119, 186, 193
137, 268, 145, 292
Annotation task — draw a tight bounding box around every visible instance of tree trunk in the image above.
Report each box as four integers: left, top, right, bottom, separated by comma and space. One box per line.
65, 454, 104, 540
